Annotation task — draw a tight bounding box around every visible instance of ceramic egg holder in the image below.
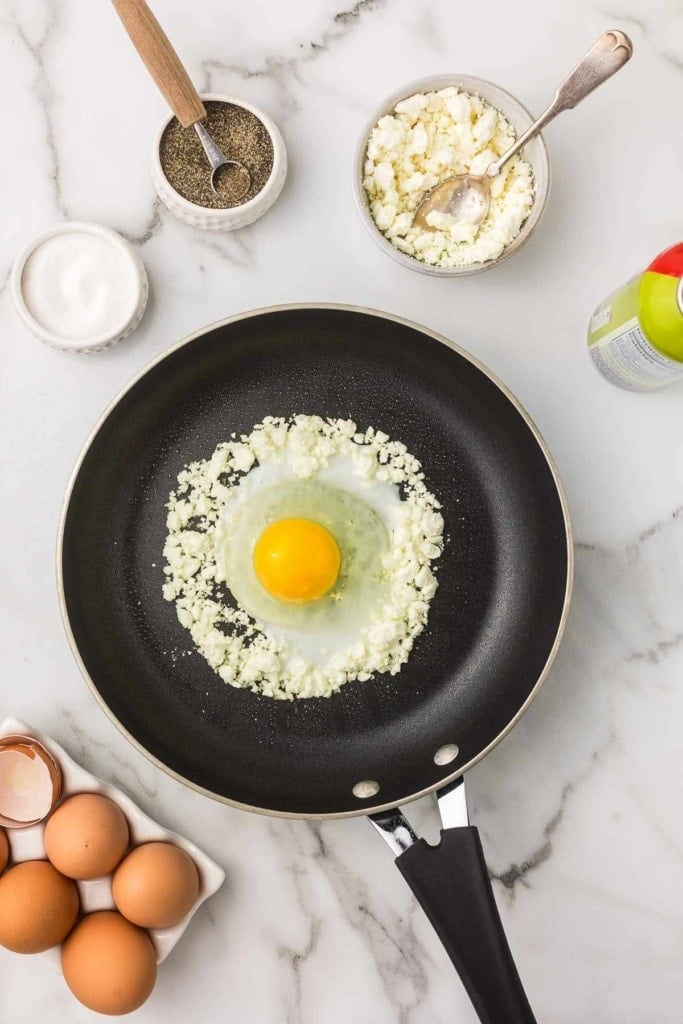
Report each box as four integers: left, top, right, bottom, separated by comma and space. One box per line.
0, 718, 225, 969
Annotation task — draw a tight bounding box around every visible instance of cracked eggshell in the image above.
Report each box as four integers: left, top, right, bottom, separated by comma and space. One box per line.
0, 735, 62, 828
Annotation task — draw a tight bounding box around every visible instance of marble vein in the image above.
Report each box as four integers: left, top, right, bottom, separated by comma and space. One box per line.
193, 231, 256, 268
637, 505, 683, 543
200, 0, 389, 110
270, 818, 431, 1024
58, 709, 158, 801
489, 784, 574, 896
307, 821, 431, 1024
625, 631, 683, 665
12, 6, 66, 218
484, 711, 617, 898
120, 198, 163, 249
603, 10, 683, 71
408, 5, 447, 54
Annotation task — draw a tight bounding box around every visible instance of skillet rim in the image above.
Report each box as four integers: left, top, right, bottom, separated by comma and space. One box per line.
56, 302, 574, 820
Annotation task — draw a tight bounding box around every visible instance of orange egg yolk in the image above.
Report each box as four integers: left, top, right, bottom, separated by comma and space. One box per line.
253, 518, 341, 603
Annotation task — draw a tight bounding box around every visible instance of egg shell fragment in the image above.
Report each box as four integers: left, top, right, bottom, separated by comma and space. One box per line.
0, 736, 62, 827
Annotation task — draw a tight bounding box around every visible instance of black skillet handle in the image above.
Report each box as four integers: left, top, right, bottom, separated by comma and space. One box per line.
397, 826, 537, 1024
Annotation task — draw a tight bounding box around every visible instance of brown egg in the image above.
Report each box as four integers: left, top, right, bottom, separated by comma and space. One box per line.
45, 793, 129, 880
62, 911, 157, 1015
113, 842, 199, 929
0, 828, 8, 873
0, 860, 79, 953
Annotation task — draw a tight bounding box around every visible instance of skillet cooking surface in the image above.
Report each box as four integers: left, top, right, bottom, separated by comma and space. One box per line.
60, 306, 570, 816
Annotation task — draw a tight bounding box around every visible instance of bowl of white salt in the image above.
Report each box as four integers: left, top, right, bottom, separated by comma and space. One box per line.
353, 75, 551, 276
12, 222, 148, 353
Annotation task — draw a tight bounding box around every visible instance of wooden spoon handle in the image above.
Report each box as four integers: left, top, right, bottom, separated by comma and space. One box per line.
111, 0, 206, 127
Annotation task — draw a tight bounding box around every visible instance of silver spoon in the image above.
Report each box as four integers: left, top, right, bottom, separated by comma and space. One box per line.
111, 0, 251, 201
413, 30, 633, 232
193, 123, 251, 198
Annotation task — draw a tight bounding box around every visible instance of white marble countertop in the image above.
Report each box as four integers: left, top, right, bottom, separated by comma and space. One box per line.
1, 1, 682, 1021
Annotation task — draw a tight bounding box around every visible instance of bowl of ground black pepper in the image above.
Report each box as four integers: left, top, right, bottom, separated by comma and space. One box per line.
152, 95, 287, 231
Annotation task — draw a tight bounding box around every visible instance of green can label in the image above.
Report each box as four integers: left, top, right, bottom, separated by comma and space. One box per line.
587, 245, 683, 392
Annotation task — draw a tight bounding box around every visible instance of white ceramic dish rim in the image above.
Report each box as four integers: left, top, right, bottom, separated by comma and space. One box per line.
151, 93, 286, 218
11, 222, 147, 348
352, 74, 552, 277
0, 717, 225, 968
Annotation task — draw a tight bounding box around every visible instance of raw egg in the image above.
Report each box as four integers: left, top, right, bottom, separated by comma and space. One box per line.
0, 828, 8, 873
254, 517, 341, 602
113, 842, 199, 929
218, 474, 395, 659
44, 793, 129, 880
0, 860, 79, 953
62, 911, 157, 1015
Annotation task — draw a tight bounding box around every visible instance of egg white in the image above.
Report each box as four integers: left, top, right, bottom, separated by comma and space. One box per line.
215, 454, 406, 664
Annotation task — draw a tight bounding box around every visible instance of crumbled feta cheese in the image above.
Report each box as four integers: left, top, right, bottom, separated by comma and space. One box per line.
363, 87, 535, 268
163, 416, 444, 700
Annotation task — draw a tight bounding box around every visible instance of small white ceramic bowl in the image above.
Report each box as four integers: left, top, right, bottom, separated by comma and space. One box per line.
353, 75, 551, 277
12, 222, 148, 352
152, 93, 288, 231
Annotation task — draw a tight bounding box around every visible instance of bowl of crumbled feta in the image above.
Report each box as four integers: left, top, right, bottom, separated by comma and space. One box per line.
354, 75, 550, 275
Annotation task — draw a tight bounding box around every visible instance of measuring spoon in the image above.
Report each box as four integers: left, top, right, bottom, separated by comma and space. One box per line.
111, 0, 251, 200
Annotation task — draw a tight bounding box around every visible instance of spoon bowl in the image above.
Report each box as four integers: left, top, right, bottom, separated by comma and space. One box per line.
413, 174, 492, 231
193, 122, 252, 201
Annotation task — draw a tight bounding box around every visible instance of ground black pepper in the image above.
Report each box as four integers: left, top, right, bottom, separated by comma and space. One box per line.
159, 101, 275, 210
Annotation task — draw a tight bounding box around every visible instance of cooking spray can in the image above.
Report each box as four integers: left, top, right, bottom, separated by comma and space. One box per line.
587, 243, 683, 391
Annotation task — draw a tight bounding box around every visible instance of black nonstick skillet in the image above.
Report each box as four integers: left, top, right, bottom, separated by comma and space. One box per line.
59, 305, 572, 1023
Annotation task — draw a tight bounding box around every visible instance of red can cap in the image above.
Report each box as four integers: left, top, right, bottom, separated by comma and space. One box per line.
648, 242, 683, 278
